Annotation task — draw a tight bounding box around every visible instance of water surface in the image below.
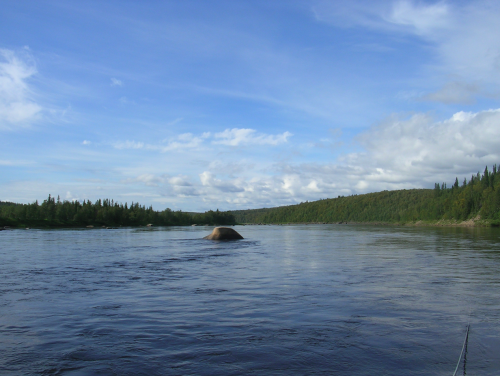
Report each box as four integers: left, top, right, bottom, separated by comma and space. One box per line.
1, 225, 499, 375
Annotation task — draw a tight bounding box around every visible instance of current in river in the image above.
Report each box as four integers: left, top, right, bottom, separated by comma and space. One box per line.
1, 224, 499, 375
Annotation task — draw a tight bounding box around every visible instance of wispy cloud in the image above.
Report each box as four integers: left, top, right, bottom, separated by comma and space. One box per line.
120, 173, 200, 197
313, 0, 450, 35
387, 0, 450, 35
0, 159, 34, 166
421, 81, 480, 104
161, 132, 208, 152
113, 133, 207, 152
122, 173, 163, 187
313, 0, 500, 101
213, 128, 292, 146
312, 0, 392, 30
112, 128, 292, 152
166, 117, 183, 126
0, 48, 41, 130
110, 77, 123, 86
113, 140, 145, 150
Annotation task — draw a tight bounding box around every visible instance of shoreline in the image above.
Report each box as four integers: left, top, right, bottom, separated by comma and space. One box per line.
241, 218, 499, 227
2, 218, 499, 230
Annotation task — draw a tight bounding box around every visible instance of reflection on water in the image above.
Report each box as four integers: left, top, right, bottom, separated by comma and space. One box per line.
1, 225, 499, 375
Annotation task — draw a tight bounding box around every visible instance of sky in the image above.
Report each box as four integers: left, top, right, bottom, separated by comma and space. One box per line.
1, 0, 500, 211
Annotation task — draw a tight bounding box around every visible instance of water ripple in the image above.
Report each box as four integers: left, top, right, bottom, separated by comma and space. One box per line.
0, 225, 499, 375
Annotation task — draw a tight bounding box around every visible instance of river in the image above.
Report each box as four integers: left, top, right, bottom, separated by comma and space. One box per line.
1, 225, 499, 375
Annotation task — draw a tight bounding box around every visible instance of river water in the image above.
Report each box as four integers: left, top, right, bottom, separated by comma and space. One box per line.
1, 225, 499, 375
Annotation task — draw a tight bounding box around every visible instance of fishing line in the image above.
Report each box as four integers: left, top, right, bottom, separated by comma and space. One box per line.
452, 321, 470, 376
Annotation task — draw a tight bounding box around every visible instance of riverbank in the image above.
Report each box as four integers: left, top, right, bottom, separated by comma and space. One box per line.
239, 216, 500, 227
3, 218, 498, 230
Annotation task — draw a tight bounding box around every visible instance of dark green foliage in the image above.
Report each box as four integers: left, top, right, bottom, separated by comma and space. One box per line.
231, 165, 500, 225
0, 201, 20, 207
0, 196, 235, 228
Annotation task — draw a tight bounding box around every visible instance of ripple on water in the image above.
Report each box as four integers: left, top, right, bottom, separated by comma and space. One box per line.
0, 225, 499, 375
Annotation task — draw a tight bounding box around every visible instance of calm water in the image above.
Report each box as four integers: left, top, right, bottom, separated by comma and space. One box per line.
1, 225, 499, 375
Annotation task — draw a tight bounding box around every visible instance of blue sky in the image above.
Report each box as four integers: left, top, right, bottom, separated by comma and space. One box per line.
1, 0, 500, 211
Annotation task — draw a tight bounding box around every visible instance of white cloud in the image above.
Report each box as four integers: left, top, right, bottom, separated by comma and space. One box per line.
199, 171, 245, 193
82, 140, 91, 145
167, 176, 199, 196
213, 128, 253, 146
421, 81, 479, 104
0, 48, 41, 129
122, 173, 163, 187
313, 0, 450, 35
111, 136, 201, 152
111, 77, 123, 86
313, 0, 500, 100
169, 185, 200, 197
387, 0, 450, 35
119, 96, 135, 105
161, 132, 206, 152
352, 109, 500, 178
119, 173, 201, 197
65, 191, 76, 201
176, 108, 500, 209
166, 117, 183, 126
111, 129, 291, 153
112, 134, 207, 152
168, 176, 192, 186
213, 128, 292, 146
312, 0, 393, 30
13, 108, 496, 211
288, 108, 500, 196
0, 159, 30, 166
433, 3, 500, 83
113, 140, 145, 149
100, 109, 500, 210
207, 160, 256, 177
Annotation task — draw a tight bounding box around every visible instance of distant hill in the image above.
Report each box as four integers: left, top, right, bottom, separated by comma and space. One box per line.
230, 165, 500, 226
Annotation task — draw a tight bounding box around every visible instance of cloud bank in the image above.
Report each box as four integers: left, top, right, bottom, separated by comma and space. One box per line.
109, 108, 500, 210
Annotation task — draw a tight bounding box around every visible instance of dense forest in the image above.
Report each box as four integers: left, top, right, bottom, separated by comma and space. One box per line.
230, 165, 500, 226
0, 196, 235, 228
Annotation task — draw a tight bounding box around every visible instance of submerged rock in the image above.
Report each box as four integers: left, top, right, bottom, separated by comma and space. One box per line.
203, 227, 244, 240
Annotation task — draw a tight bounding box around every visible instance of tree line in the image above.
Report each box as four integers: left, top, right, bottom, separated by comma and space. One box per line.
230, 165, 500, 226
2, 165, 499, 228
0, 196, 236, 228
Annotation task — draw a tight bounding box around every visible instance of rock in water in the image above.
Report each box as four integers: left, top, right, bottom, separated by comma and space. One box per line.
203, 227, 244, 240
